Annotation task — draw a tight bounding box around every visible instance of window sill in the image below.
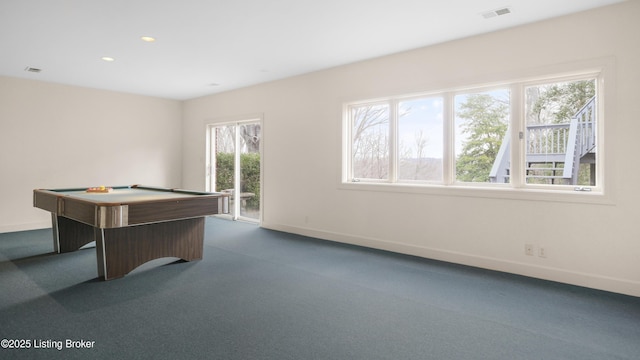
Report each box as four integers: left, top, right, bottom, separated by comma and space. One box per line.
338, 181, 613, 206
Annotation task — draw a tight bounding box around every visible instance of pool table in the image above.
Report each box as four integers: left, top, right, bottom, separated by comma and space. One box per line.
33, 185, 229, 280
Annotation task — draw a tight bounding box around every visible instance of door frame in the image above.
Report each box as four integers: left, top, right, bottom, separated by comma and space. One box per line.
206, 116, 263, 223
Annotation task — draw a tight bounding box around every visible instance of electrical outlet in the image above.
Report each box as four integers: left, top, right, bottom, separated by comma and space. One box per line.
538, 247, 547, 258
525, 244, 534, 256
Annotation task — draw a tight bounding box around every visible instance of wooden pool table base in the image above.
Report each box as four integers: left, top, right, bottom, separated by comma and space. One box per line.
53, 215, 204, 280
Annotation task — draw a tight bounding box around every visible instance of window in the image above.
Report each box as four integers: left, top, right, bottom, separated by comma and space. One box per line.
351, 103, 390, 180
343, 71, 602, 196
455, 89, 510, 183
523, 78, 596, 186
349, 97, 444, 183
399, 97, 443, 182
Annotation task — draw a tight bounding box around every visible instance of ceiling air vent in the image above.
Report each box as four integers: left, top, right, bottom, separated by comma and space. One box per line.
24, 66, 42, 73
481, 7, 512, 19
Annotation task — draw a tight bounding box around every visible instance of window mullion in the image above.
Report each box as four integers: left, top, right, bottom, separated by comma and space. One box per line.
389, 100, 398, 183
442, 93, 454, 185
344, 105, 354, 182
510, 84, 524, 187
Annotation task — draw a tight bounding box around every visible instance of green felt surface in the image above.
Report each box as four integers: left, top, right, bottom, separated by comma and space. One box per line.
53, 188, 201, 204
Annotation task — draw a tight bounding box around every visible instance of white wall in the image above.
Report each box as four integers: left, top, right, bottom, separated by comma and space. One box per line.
182, 2, 640, 296
0, 77, 183, 232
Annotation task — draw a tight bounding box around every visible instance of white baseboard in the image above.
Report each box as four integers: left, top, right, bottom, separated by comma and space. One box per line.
0, 221, 51, 234
262, 222, 640, 298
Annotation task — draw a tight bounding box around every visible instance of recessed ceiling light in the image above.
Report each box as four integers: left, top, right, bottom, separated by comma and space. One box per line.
24, 66, 42, 73
141, 36, 156, 42
101, 56, 115, 62
209, 83, 220, 87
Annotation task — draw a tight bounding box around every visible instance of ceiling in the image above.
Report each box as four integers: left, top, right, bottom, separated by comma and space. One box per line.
0, 0, 625, 100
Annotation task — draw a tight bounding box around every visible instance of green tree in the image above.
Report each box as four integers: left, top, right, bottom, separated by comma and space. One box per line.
215, 152, 235, 191
216, 152, 260, 209
527, 80, 595, 124
240, 152, 261, 209
456, 94, 509, 182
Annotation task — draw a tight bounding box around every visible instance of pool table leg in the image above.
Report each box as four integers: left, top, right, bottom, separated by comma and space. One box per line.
95, 217, 205, 280
51, 214, 96, 253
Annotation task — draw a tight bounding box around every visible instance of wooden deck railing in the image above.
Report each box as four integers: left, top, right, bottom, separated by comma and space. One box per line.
489, 96, 596, 184
526, 123, 570, 157
573, 96, 597, 158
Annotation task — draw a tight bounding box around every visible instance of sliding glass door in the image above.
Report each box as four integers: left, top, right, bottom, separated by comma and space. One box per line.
207, 120, 261, 222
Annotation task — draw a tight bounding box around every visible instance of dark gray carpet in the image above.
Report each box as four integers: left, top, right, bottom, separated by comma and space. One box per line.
1, 217, 639, 359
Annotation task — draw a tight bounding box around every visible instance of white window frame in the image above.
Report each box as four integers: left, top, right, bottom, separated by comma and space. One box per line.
341, 62, 612, 205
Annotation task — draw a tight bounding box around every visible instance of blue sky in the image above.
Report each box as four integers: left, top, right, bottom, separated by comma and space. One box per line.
398, 97, 443, 159
398, 89, 509, 159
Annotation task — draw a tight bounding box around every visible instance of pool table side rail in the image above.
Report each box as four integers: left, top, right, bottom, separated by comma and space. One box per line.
33, 188, 229, 229
126, 196, 227, 225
